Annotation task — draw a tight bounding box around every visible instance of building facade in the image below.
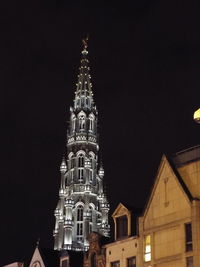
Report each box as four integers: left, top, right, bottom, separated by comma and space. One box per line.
138, 145, 200, 267
98, 146, 200, 267
53, 39, 110, 252
83, 232, 107, 267
104, 203, 138, 267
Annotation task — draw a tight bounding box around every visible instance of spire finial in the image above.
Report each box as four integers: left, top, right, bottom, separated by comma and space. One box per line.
36, 237, 40, 247
82, 35, 89, 55
82, 35, 89, 50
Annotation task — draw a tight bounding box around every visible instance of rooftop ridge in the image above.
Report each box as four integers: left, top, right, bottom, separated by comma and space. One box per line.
174, 144, 200, 155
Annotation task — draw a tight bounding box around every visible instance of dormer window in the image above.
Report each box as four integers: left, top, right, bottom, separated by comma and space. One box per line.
116, 215, 128, 239
112, 203, 132, 241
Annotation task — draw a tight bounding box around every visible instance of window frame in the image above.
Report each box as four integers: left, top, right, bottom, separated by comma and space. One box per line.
116, 215, 128, 239
127, 256, 136, 267
144, 235, 151, 262
185, 223, 193, 252
186, 256, 193, 267
111, 261, 120, 267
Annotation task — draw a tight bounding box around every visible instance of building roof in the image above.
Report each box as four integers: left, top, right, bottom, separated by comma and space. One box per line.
25, 246, 60, 267
172, 145, 200, 168
166, 154, 193, 201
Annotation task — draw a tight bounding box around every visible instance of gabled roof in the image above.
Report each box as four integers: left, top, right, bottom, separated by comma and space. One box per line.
166, 154, 193, 201
142, 154, 193, 218
112, 202, 141, 236
26, 245, 60, 267
112, 203, 129, 217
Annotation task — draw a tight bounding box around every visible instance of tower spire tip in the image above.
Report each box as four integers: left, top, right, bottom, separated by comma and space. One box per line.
82, 35, 89, 55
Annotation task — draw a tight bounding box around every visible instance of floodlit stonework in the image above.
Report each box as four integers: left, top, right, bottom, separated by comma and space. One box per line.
53, 39, 110, 253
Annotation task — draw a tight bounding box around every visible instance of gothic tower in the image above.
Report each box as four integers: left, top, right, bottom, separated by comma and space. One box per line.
53, 39, 110, 252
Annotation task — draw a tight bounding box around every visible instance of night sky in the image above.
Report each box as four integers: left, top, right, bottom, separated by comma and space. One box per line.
0, 0, 200, 265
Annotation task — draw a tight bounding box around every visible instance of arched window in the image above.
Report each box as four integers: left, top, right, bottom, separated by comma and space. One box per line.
77, 206, 83, 221
71, 114, 76, 132
76, 205, 83, 240
89, 152, 95, 169
78, 153, 84, 167
68, 153, 74, 169
91, 253, 96, 267
89, 151, 95, 159
89, 114, 95, 132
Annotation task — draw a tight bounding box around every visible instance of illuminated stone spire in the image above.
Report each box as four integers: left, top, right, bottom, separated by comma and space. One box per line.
74, 37, 94, 111
53, 39, 110, 252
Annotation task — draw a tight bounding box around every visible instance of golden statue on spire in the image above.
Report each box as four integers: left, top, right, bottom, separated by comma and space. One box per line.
82, 35, 89, 50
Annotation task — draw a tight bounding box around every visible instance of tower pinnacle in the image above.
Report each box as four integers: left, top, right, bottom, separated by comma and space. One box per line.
53, 40, 110, 252
74, 37, 94, 111
82, 36, 89, 53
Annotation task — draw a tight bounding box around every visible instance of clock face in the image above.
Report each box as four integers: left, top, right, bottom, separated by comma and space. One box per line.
31, 260, 41, 267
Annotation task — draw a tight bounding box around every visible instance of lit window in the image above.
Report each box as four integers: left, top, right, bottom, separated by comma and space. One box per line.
111, 261, 120, 267
144, 235, 151, 262
186, 256, 193, 267
127, 257, 136, 267
185, 223, 193, 252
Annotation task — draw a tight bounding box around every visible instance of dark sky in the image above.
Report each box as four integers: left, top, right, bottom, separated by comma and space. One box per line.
0, 0, 200, 265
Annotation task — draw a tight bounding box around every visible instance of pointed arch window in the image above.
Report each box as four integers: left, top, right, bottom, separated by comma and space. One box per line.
89, 152, 96, 169
89, 114, 94, 132
77, 205, 83, 240
77, 206, 83, 221
89, 118, 93, 131
78, 154, 84, 167
71, 115, 76, 132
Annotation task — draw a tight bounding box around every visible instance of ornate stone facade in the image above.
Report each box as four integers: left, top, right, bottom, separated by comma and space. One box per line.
53, 40, 110, 252
83, 232, 106, 267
